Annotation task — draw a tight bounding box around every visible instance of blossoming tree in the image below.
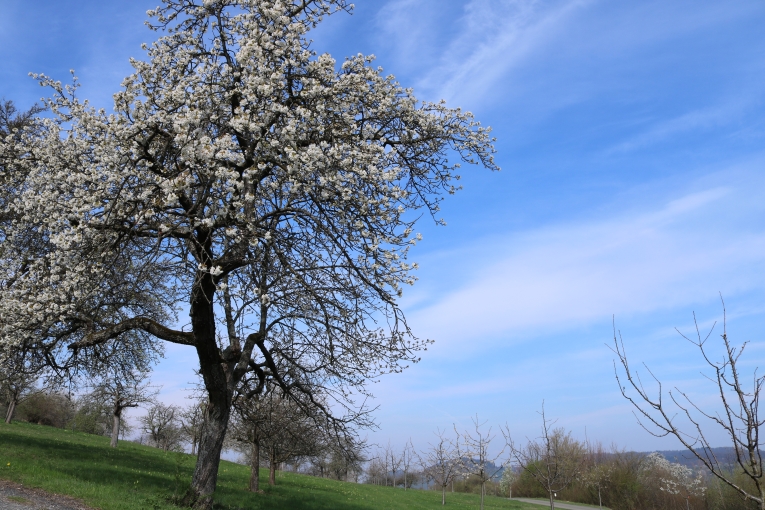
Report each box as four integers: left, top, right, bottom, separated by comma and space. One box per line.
0, 0, 497, 507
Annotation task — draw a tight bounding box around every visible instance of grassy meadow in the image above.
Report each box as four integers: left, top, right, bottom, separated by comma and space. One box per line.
0, 421, 539, 509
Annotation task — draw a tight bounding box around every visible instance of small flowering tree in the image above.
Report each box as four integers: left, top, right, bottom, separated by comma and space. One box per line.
499, 464, 518, 498
0, 1, 497, 507
642, 452, 706, 509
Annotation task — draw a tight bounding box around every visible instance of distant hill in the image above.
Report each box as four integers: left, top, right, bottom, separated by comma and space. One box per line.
648, 447, 744, 470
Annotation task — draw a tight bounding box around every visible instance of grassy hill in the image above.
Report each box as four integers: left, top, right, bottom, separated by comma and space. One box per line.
0, 421, 538, 509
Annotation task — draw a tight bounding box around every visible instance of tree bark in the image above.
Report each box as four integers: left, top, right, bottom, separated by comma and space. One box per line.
549, 492, 555, 510
181, 269, 234, 510
442, 486, 445, 505
249, 438, 260, 492
182, 384, 230, 508
110, 410, 121, 448
4, 399, 16, 424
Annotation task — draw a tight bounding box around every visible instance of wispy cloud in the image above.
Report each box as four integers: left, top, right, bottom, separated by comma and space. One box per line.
408, 166, 765, 351
609, 96, 760, 153
419, 0, 592, 106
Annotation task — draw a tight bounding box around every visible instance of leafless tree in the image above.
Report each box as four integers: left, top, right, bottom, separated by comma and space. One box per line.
365, 455, 387, 485
456, 415, 505, 510
0, 347, 45, 423
613, 301, 765, 509
418, 428, 460, 505
384, 441, 404, 488
88, 367, 157, 447
228, 391, 269, 492
229, 384, 337, 489
141, 402, 183, 452
401, 439, 415, 489
505, 405, 585, 510
181, 398, 208, 456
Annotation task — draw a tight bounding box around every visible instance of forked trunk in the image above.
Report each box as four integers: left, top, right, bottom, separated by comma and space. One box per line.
181, 271, 234, 510
249, 438, 260, 492
4, 399, 16, 424
110, 411, 120, 448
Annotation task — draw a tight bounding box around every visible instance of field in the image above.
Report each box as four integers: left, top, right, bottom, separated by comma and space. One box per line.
0, 421, 539, 509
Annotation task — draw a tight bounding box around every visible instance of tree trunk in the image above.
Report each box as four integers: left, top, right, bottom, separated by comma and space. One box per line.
181, 269, 234, 510
480, 482, 485, 510
110, 410, 121, 448
182, 386, 230, 508
4, 399, 16, 424
549, 492, 555, 510
269, 448, 277, 485
249, 438, 260, 492
442, 485, 446, 505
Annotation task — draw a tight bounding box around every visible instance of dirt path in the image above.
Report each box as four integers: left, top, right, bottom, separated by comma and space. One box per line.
0, 479, 96, 510
512, 498, 606, 510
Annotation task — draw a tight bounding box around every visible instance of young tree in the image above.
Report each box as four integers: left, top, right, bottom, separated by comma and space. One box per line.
456, 416, 505, 510
0, 2, 497, 507
365, 456, 387, 486
418, 428, 460, 505
499, 465, 518, 499
613, 303, 765, 509
228, 392, 270, 492
641, 452, 705, 510
401, 439, 415, 489
581, 463, 610, 509
384, 441, 403, 488
505, 406, 585, 510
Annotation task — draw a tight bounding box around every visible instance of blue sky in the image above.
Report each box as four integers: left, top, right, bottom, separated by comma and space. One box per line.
3, 0, 765, 455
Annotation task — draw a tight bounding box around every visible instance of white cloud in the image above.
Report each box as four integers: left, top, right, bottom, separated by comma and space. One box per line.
408, 169, 765, 351
609, 97, 759, 153
420, 0, 591, 106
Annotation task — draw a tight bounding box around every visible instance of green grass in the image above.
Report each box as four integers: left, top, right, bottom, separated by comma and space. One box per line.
0, 421, 538, 509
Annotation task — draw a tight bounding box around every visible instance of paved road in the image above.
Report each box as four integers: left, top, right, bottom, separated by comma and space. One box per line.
512, 498, 606, 510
